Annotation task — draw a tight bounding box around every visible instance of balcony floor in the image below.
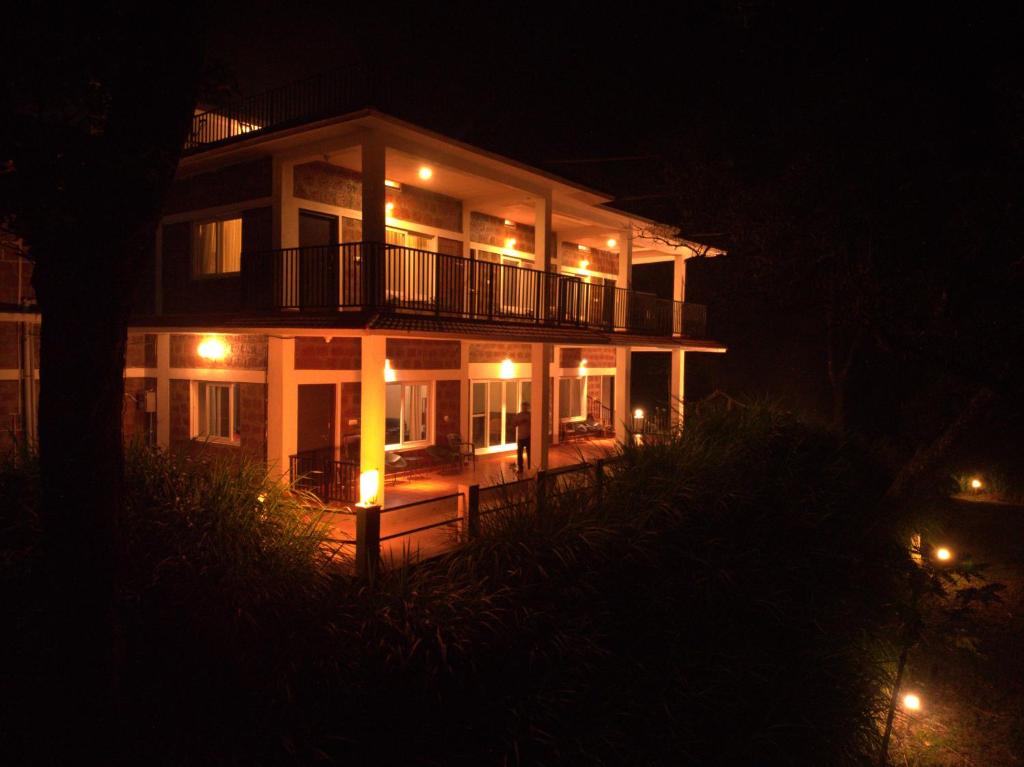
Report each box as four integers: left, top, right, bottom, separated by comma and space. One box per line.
317, 437, 619, 567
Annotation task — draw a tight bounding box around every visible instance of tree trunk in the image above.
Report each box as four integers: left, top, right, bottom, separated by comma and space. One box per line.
33, 242, 137, 759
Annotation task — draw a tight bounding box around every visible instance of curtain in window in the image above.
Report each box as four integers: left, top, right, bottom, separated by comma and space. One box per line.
195, 223, 218, 275
220, 219, 242, 272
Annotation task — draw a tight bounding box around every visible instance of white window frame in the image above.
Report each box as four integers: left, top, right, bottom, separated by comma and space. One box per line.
385, 381, 432, 451
558, 376, 586, 421
469, 378, 532, 454
192, 217, 243, 278
191, 381, 240, 443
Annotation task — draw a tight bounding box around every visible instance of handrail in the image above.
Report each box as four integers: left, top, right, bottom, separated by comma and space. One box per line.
186, 67, 376, 152
241, 241, 707, 337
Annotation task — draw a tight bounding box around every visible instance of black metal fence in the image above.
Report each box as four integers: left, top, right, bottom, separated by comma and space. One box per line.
186, 68, 376, 152
242, 241, 708, 337
289, 449, 359, 504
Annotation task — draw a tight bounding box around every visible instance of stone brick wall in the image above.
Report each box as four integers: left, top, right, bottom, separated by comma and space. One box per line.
0, 380, 21, 452
294, 337, 361, 369
387, 338, 460, 369
434, 379, 460, 445
341, 382, 361, 438
126, 334, 157, 368
0, 245, 34, 305
0, 322, 18, 368
171, 334, 267, 370
468, 342, 531, 363
165, 157, 273, 215
169, 379, 190, 446
437, 237, 463, 257
560, 346, 615, 368
122, 377, 156, 443
471, 213, 534, 254
342, 216, 362, 243
294, 162, 462, 232
561, 242, 618, 276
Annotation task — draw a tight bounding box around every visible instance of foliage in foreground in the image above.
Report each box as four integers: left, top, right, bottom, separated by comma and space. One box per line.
1, 408, 930, 765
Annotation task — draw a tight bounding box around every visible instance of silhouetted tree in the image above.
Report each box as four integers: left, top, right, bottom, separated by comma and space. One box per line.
1, 4, 205, 758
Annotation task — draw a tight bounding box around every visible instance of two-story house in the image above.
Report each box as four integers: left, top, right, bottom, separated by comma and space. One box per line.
1, 74, 725, 507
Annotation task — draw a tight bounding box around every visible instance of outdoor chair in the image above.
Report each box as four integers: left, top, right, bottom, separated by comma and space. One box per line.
446, 433, 476, 470
426, 444, 459, 473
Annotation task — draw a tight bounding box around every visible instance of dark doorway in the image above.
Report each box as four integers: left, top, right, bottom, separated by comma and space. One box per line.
297, 384, 336, 455
298, 209, 339, 308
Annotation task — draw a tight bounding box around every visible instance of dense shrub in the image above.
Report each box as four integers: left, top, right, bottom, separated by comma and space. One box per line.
2, 407, 912, 765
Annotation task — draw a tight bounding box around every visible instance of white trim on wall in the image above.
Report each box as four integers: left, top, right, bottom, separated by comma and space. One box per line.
161, 197, 274, 225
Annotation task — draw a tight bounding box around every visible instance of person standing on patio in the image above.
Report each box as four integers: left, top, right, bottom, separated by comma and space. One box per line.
511, 401, 532, 475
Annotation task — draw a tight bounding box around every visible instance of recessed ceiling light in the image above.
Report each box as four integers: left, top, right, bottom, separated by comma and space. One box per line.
418, 166, 433, 180
607, 238, 617, 248
385, 179, 401, 189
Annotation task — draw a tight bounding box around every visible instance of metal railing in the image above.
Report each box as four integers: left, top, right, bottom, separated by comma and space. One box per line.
242, 241, 708, 337
186, 68, 375, 152
289, 449, 358, 504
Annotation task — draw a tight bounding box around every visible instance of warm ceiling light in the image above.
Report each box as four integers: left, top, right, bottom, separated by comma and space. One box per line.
499, 358, 515, 379
580, 259, 589, 270
504, 219, 515, 227
606, 238, 617, 248
577, 244, 589, 251
384, 179, 401, 189
197, 337, 228, 361
418, 166, 433, 180
935, 547, 952, 562
902, 693, 921, 711
505, 237, 517, 249
384, 358, 396, 382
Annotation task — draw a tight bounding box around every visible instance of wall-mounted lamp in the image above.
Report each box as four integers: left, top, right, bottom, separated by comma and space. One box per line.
579, 259, 589, 270
505, 237, 517, 249
384, 358, 396, 382
197, 337, 228, 361
606, 238, 617, 248
385, 179, 402, 189
499, 358, 515, 379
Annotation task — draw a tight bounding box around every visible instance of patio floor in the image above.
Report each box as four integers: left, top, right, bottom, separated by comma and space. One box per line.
316, 437, 619, 567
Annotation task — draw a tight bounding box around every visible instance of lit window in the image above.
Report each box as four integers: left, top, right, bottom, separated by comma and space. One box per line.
559, 377, 585, 419
385, 382, 430, 448
193, 218, 242, 276
193, 382, 240, 441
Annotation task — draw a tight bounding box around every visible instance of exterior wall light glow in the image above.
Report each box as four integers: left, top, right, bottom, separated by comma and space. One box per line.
418, 166, 433, 180
970, 477, 983, 490
578, 358, 587, 377
385, 201, 395, 215
384, 179, 401, 189
580, 259, 589, 270
633, 408, 644, 419
902, 693, 921, 711
384, 358, 396, 382
504, 219, 515, 227
935, 547, 952, 562
577, 244, 589, 251
197, 337, 228, 361
606, 238, 617, 248
505, 237, 517, 249
359, 469, 380, 506
499, 358, 515, 379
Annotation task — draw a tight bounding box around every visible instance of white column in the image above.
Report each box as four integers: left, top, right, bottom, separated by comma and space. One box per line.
614, 345, 631, 444
670, 348, 685, 427
673, 252, 686, 303
360, 335, 387, 505
550, 346, 560, 445
530, 342, 551, 470
266, 336, 296, 480
618, 225, 632, 289
534, 192, 552, 272
459, 340, 470, 441
156, 333, 170, 449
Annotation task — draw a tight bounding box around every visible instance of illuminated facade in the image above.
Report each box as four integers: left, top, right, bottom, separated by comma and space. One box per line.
1, 95, 725, 505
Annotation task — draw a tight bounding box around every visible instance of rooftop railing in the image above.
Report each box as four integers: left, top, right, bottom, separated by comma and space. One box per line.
185, 68, 376, 152
242, 242, 708, 338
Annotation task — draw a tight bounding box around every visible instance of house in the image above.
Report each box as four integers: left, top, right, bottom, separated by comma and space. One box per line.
0, 72, 725, 507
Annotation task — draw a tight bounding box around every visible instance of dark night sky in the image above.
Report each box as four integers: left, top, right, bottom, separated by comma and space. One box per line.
210, 2, 1020, 220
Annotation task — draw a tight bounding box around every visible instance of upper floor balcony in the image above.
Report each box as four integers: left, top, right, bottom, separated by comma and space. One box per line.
241, 241, 708, 339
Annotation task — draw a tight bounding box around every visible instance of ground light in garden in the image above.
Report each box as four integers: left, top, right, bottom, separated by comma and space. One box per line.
971, 477, 983, 492
902, 693, 922, 712
935, 547, 953, 562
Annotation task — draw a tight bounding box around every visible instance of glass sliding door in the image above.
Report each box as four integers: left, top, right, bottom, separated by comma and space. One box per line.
470, 379, 531, 453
